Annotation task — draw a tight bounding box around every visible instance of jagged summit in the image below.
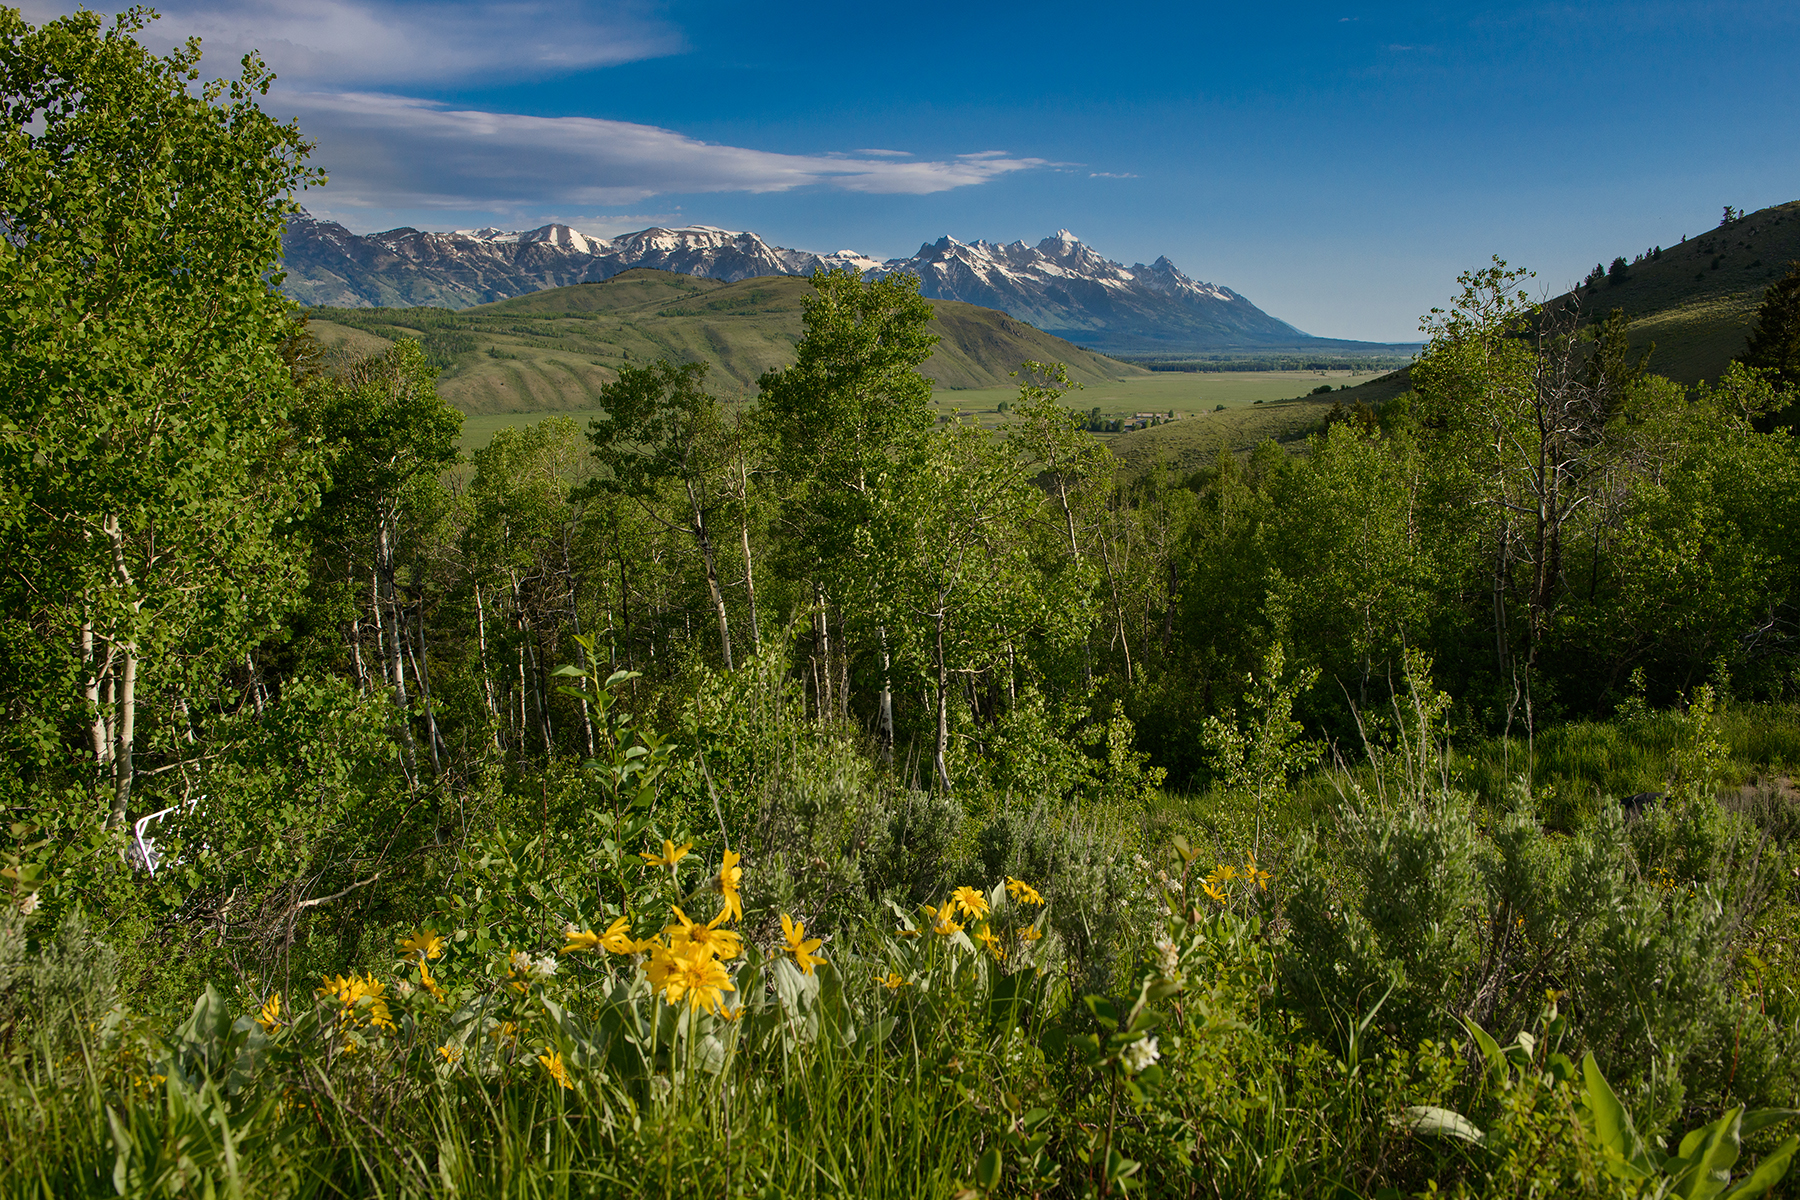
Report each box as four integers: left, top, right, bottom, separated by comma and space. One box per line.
280, 213, 1308, 351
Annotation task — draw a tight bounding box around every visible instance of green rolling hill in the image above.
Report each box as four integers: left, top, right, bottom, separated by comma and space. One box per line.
308, 269, 1147, 416
1108, 199, 1800, 473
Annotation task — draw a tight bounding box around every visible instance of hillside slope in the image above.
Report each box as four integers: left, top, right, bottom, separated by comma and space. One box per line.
1117, 198, 1800, 451
309, 270, 1147, 414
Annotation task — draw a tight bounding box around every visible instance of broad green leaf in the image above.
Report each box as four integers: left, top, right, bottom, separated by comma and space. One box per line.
1403, 1105, 1485, 1144
1583, 1052, 1654, 1181
1720, 1134, 1799, 1199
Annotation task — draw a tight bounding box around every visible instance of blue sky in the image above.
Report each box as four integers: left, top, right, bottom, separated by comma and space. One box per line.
24, 1, 1800, 341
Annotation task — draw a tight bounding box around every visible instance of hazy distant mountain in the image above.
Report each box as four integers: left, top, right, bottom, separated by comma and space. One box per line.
280, 212, 1322, 352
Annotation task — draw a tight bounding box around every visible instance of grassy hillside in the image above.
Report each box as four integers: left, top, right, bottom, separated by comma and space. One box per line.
1555, 199, 1800, 384
309, 270, 1146, 415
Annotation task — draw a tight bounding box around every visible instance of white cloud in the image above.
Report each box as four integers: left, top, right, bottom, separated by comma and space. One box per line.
280, 92, 1048, 207
17, 0, 683, 86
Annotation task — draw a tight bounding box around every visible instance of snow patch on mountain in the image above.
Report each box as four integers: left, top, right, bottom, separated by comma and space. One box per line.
281, 210, 1307, 349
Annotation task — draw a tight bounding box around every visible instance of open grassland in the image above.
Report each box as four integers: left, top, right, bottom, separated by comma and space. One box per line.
444, 368, 1384, 453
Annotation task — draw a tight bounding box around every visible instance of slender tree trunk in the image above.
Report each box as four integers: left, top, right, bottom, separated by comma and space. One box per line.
377, 512, 419, 786
1098, 515, 1135, 684
474, 581, 502, 750
81, 618, 112, 773
560, 547, 596, 757
407, 607, 443, 777
102, 514, 140, 829
348, 559, 369, 689
933, 605, 952, 794
814, 583, 833, 718
877, 624, 896, 765
686, 479, 733, 669
739, 493, 761, 652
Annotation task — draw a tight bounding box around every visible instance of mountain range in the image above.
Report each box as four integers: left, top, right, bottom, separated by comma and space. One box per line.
280, 214, 1373, 355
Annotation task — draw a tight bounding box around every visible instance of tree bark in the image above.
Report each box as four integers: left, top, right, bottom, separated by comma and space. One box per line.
474, 581, 502, 749
933, 603, 952, 794
685, 478, 733, 670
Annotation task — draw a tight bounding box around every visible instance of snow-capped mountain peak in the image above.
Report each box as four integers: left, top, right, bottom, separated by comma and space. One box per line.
280, 211, 1304, 350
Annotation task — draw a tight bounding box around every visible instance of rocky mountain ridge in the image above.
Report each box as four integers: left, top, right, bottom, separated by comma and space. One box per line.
280, 212, 1315, 352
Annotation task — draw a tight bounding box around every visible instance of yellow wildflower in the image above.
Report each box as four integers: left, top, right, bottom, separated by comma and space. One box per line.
717, 1001, 745, 1021
316, 973, 395, 1031
639, 839, 693, 870
896, 926, 920, 939
1201, 878, 1228, 905
256, 993, 283, 1034
537, 1051, 574, 1090
646, 943, 736, 1013
877, 971, 909, 990
562, 926, 602, 954
666, 906, 744, 961
398, 928, 445, 965
1207, 863, 1239, 886
922, 901, 963, 938
973, 924, 1005, 961
437, 1044, 463, 1066
1006, 877, 1045, 905
1244, 852, 1271, 891
780, 913, 826, 975
714, 849, 744, 923
418, 960, 448, 1003
951, 885, 990, 920
1021, 924, 1044, 943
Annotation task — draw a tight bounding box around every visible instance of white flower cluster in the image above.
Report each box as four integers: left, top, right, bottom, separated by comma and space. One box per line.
511, 950, 559, 981
1155, 936, 1181, 978
1122, 1036, 1161, 1074
17, 892, 40, 915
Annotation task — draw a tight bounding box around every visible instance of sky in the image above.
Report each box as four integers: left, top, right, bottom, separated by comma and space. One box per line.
20, 1, 1800, 341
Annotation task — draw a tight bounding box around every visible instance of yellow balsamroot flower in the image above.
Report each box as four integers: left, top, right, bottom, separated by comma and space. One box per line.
951, 885, 990, 920
437, 1044, 463, 1066
1244, 852, 1271, 892
646, 943, 736, 1013
602, 916, 648, 955
639, 839, 693, 870
562, 926, 602, 954
1207, 863, 1239, 887
717, 1001, 745, 1021
316, 973, 396, 1031
398, 928, 445, 965
973, 924, 1005, 961
1005, 877, 1045, 905
922, 901, 963, 938
780, 913, 826, 975
256, 993, 283, 1034
666, 906, 744, 961
418, 960, 448, 1004
714, 849, 744, 923
1021, 924, 1044, 943
1201, 878, 1228, 905
537, 1051, 574, 1090
877, 971, 909, 990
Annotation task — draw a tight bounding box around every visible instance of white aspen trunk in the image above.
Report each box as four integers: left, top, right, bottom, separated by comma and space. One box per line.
245, 653, 265, 718
81, 618, 113, 771
376, 512, 419, 786
102, 514, 140, 829
348, 558, 369, 689
474, 581, 502, 750
113, 646, 137, 828
739, 490, 761, 652
877, 624, 896, 765
814, 583, 833, 718
933, 604, 952, 795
